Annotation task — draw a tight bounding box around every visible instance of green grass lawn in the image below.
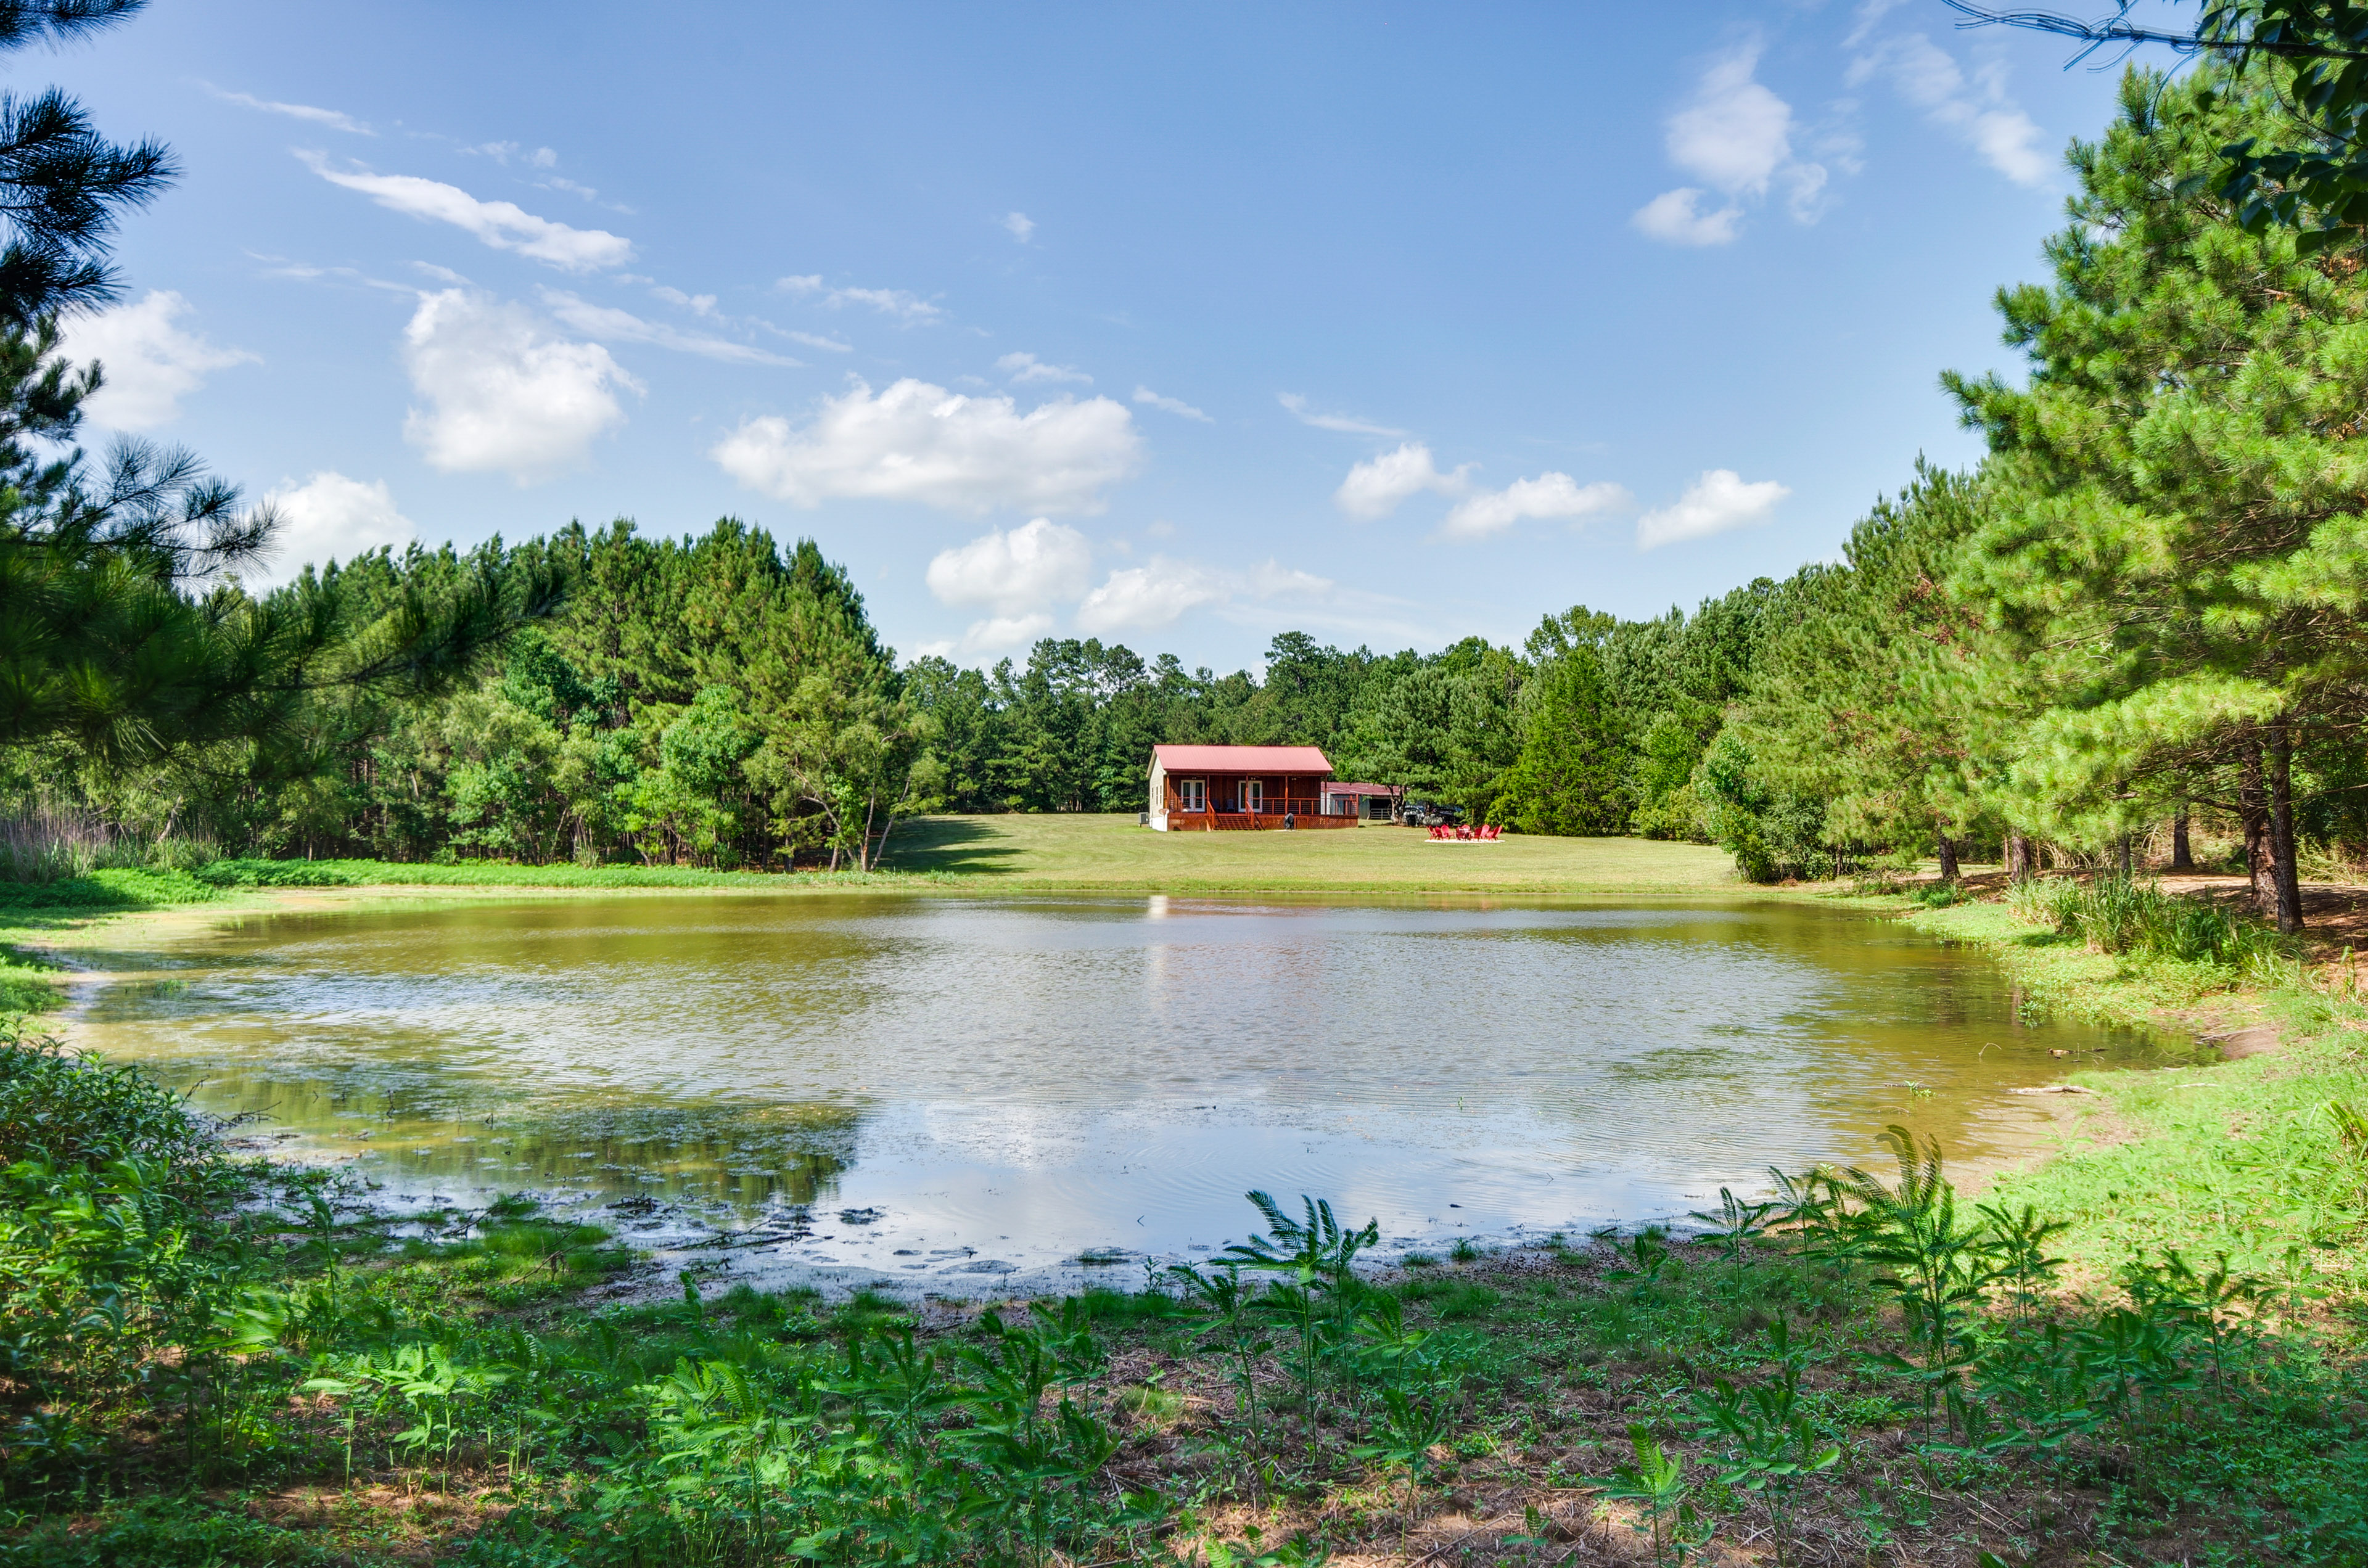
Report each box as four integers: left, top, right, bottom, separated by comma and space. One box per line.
883, 813, 1742, 891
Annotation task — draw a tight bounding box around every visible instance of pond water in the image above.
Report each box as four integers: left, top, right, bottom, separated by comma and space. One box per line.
71, 893, 2172, 1294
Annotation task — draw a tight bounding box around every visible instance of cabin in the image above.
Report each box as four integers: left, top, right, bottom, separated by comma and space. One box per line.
1146, 744, 1360, 830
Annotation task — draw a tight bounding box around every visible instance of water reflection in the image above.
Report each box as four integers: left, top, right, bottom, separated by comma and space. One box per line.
72, 894, 2174, 1287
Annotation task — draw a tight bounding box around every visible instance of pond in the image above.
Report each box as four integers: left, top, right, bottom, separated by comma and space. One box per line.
70, 893, 2171, 1294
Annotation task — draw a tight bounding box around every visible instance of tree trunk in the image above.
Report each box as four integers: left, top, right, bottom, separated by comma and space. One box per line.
1936, 832, 1959, 881
2117, 834, 2133, 878
2269, 721, 2304, 935
2242, 747, 2278, 919
2006, 833, 2034, 882
2170, 809, 2193, 871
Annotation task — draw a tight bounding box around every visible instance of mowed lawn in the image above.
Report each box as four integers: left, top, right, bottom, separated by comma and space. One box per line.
884, 813, 1741, 892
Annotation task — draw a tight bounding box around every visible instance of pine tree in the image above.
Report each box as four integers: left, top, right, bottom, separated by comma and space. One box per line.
1740, 466, 2002, 877
1947, 64, 2368, 930
1494, 642, 1628, 835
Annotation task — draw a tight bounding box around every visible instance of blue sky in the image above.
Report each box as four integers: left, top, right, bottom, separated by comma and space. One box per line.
54, 1, 2149, 670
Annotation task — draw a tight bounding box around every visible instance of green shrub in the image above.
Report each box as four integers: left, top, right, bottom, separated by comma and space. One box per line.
2012, 874, 2288, 972
193, 858, 368, 889
0, 1497, 340, 1567
0, 1024, 224, 1168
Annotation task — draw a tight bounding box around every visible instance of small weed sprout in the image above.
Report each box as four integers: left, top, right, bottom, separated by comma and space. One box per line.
1589, 1422, 1711, 1567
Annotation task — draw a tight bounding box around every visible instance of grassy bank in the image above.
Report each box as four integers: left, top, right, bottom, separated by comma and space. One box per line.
0, 862, 939, 1016
884, 813, 1740, 891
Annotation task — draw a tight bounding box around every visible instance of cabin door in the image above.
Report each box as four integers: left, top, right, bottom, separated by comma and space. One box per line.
1241, 779, 1264, 813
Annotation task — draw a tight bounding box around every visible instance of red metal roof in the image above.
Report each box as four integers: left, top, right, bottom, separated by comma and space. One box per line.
1151, 744, 1333, 773
1322, 781, 1396, 796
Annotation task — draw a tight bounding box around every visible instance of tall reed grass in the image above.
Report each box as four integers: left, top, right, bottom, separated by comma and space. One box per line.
0, 809, 218, 884
2008, 873, 2293, 981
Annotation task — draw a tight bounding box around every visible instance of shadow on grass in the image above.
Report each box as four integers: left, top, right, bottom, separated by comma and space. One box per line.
882, 816, 1026, 877
0, 869, 220, 932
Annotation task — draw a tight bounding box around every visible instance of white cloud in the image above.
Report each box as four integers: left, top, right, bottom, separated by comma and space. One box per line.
1631, 188, 1743, 247
1844, 0, 1909, 48
775, 276, 944, 322
1134, 386, 1211, 422
252, 472, 415, 585
536, 174, 615, 208
1634, 46, 1828, 244
208, 86, 371, 134
1003, 211, 1035, 242
538, 289, 797, 365
997, 350, 1091, 385
830, 285, 941, 321
1333, 442, 1471, 520
1441, 473, 1632, 541
59, 290, 257, 429
1847, 34, 2049, 186
466, 142, 559, 170
1667, 49, 1794, 195
1075, 557, 1233, 634
711, 377, 1141, 514
1278, 392, 1406, 437
650, 286, 717, 316
925, 517, 1094, 614
1636, 469, 1790, 549
955, 613, 1055, 654
400, 289, 639, 482
300, 154, 633, 271
1075, 554, 1342, 635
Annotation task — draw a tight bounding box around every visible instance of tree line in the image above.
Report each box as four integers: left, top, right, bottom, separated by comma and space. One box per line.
10, 20, 2368, 929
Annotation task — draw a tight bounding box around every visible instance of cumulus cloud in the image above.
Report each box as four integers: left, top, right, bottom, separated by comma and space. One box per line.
207, 85, 371, 134
776, 274, 944, 322
1632, 188, 1745, 247
710, 377, 1141, 514
1442, 474, 1632, 541
252, 472, 415, 585
1333, 442, 1472, 520
1003, 211, 1035, 242
300, 153, 633, 271
1633, 46, 1828, 245
953, 613, 1056, 654
538, 289, 797, 364
1846, 33, 2049, 186
925, 517, 1095, 615
1636, 469, 1790, 549
401, 289, 639, 482
1075, 556, 1339, 635
997, 350, 1091, 385
1133, 386, 1211, 422
59, 290, 258, 430
1075, 557, 1234, 634
1278, 392, 1406, 437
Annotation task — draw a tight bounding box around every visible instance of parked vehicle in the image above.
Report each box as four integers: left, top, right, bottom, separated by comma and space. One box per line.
1400, 800, 1464, 827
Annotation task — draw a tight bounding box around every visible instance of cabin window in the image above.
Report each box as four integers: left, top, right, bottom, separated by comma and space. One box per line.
1177, 778, 1206, 812
1241, 779, 1264, 813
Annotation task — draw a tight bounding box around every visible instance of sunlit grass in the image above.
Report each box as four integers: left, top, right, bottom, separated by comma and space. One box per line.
887, 812, 1741, 891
